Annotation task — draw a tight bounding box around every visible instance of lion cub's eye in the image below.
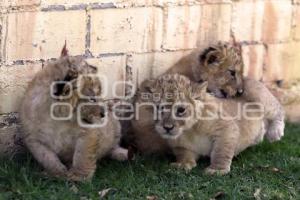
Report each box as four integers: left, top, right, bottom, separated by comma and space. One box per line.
176, 107, 186, 116
229, 70, 236, 77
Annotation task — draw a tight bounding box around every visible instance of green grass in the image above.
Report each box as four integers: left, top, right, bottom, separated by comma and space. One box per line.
0, 124, 299, 200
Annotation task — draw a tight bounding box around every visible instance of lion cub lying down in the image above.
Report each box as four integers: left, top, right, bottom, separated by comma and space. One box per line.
20, 54, 128, 181
143, 74, 271, 175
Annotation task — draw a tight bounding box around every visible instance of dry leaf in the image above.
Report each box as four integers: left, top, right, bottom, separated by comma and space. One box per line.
254, 188, 261, 200
98, 188, 117, 199
271, 167, 280, 172
146, 195, 159, 200
70, 185, 79, 194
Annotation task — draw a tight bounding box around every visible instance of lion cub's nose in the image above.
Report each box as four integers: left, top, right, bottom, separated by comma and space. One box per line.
163, 124, 174, 133
237, 88, 244, 96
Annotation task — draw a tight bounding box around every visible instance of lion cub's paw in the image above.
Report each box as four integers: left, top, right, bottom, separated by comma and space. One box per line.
66, 169, 94, 182
266, 121, 285, 142
204, 167, 230, 175
110, 147, 129, 161
170, 161, 197, 172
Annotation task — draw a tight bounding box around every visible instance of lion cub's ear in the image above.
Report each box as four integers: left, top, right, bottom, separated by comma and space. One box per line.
142, 79, 156, 93
60, 41, 69, 57
191, 82, 208, 100
199, 47, 218, 66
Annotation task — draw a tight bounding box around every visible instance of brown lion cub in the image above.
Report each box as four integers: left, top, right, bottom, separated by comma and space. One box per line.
20, 53, 128, 181
143, 74, 270, 175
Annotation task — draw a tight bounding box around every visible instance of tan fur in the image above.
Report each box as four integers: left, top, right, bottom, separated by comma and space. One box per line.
168, 43, 244, 97
143, 74, 270, 174
170, 42, 284, 141
132, 43, 284, 154
20, 56, 127, 181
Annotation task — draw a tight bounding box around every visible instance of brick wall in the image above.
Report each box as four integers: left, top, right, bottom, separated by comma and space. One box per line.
1, 0, 300, 114
0, 0, 300, 155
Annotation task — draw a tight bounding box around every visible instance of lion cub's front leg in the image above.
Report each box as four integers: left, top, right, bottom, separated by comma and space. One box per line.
25, 138, 68, 177
205, 134, 237, 175
171, 147, 198, 172
67, 132, 98, 182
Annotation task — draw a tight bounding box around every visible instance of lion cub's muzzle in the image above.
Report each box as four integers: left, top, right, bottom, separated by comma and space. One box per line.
155, 122, 181, 139
163, 124, 175, 133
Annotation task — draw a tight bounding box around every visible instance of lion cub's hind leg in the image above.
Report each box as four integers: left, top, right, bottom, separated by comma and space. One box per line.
25, 139, 68, 178
243, 78, 285, 142
109, 146, 129, 161
266, 119, 285, 142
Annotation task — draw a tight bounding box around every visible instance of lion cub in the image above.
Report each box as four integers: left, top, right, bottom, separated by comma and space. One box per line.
169, 42, 285, 142
143, 74, 270, 175
20, 53, 128, 181
194, 43, 284, 142
132, 43, 284, 155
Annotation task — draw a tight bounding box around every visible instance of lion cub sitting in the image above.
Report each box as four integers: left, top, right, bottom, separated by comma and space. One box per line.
143, 74, 270, 175
20, 53, 128, 181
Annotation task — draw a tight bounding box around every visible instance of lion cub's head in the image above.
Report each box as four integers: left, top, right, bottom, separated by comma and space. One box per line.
54, 45, 98, 97
193, 42, 244, 98
55, 47, 104, 124
142, 74, 207, 139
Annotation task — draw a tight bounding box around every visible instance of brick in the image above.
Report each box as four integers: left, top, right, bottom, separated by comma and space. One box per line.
156, 0, 199, 6
128, 50, 193, 86
41, 0, 150, 8
232, 0, 265, 42
94, 0, 229, 7
4, 0, 40, 7
264, 42, 300, 82
158, 0, 231, 5
86, 56, 126, 99
242, 45, 265, 80
41, 0, 202, 8
0, 14, 3, 63
41, 0, 113, 6
262, 0, 292, 42
294, 5, 300, 40
0, 63, 42, 114
293, 0, 300, 4
90, 8, 163, 55
264, 44, 285, 82
233, 0, 292, 42
197, 3, 231, 48
3, 11, 86, 63
283, 42, 300, 80
162, 5, 201, 50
